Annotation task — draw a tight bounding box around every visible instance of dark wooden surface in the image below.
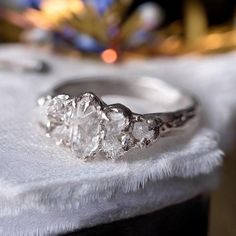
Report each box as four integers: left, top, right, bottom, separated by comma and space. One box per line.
62, 195, 209, 236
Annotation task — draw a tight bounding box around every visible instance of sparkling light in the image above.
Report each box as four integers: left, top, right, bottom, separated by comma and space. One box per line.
41, 0, 84, 21
101, 49, 118, 64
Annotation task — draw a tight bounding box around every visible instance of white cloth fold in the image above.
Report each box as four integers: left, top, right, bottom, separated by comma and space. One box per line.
1, 45, 235, 235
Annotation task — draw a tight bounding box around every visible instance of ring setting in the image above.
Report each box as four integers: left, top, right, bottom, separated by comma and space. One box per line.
36, 77, 198, 161
38, 92, 163, 160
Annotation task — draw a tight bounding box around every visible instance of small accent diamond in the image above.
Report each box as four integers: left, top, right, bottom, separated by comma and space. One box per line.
121, 134, 135, 151
132, 120, 155, 147
37, 96, 52, 128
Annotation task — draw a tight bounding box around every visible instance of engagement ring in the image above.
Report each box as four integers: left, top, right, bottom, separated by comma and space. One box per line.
37, 76, 199, 160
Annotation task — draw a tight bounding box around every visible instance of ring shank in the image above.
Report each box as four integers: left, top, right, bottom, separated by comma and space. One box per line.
51, 76, 199, 137
53, 77, 194, 110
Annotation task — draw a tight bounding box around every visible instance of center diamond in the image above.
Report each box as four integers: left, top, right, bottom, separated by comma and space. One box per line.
72, 93, 101, 159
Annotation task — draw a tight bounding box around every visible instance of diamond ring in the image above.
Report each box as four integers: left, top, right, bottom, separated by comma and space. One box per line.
36, 76, 199, 160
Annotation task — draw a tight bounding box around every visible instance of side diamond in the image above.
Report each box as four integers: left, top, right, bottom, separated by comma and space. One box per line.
47, 95, 74, 124
101, 108, 130, 159
39, 95, 75, 146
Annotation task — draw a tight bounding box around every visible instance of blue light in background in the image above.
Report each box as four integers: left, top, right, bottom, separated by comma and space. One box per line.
84, 0, 114, 14
17, 0, 41, 9
73, 33, 105, 52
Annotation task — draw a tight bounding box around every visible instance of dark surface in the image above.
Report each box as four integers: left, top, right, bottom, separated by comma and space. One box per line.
61, 195, 209, 236
209, 153, 236, 236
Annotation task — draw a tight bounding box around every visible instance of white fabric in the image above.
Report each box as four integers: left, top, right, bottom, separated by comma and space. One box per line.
1, 45, 235, 235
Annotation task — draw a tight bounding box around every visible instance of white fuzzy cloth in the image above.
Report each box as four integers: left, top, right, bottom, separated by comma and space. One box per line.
1, 45, 235, 235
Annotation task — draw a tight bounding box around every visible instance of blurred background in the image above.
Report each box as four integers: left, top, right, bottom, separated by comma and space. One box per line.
0, 1, 236, 235
0, 0, 236, 61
